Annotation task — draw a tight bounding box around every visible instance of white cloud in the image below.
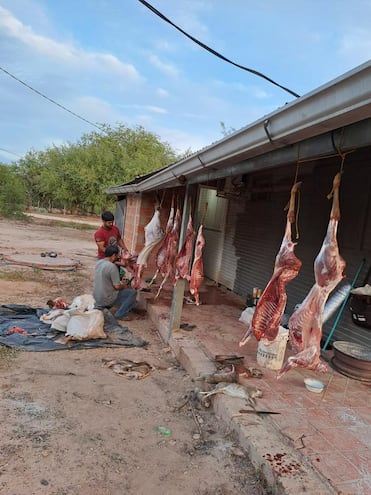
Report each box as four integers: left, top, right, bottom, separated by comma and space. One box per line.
182, 112, 208, 120
119, 104, 167, 114
148, 53, 180, 78
0, 6, 141, 79
156, 88, 169, 98
339, 28, 371, 65
152, 39, 176, 53
211, 79, 270, 99
171, 2, 211, 40
71, 95, 125, 123
146, 105, 167, 114
157, 126, 213, 154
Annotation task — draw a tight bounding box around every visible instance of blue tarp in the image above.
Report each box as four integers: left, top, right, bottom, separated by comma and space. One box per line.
0, 305, 147, 351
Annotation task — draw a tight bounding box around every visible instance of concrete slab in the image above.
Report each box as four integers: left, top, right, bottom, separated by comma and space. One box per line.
138, 284, 371, 495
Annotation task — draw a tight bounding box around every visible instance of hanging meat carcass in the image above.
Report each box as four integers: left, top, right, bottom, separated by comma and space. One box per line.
174, 209, 195, 284
239, 182, 302, 346
278, 173, 346, 378
189, 223, 206, 306
154, 205, 181, 299
133, 207, 164, 290
150, 198, 175, 286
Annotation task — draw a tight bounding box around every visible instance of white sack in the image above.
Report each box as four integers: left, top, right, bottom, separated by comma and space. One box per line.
40, 309, 66, 323
69, 294, 96, 311
50, 313, 71, 332
65, 309, 106, 341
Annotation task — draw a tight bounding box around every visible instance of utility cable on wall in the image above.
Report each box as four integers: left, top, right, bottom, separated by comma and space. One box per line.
138, 0, 300, 98
0, 66, 105, 133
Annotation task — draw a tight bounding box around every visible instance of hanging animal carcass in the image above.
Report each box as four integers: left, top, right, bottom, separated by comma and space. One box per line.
239, 182, 302, 346
133, 207, 164, 289
278, 173, 346, 378
174, 208, 195, 284
189, 223, 206, 306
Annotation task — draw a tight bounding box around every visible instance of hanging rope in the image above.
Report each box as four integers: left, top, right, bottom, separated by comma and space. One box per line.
283, 143, 301, 239
159, 190, 166, 208
327, 128, 353, 199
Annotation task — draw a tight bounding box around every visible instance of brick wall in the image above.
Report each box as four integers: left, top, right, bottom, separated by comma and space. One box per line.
123, 188, 186, 281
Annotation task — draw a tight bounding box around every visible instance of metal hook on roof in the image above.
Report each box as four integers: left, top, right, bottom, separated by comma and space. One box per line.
263, 119, 274, 144
197, 154, 207, 167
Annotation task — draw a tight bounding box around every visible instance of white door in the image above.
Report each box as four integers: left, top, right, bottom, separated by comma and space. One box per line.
197, 187, 228, 283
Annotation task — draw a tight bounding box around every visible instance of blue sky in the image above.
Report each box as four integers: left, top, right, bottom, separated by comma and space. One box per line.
0, 0, 370, 164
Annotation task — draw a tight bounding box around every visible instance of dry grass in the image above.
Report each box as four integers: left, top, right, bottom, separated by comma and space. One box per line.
0, 268, 44, 282
33, 219, 96, 230
0, 345, 18, 369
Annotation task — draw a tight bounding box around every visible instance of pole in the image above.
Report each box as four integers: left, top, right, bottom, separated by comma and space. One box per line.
322, 258, 366, 351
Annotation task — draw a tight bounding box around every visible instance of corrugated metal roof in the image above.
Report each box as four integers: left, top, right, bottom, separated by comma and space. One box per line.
107, 60, 371, 195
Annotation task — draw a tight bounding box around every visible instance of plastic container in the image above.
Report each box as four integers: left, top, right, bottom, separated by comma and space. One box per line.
256, 326, 289, 370
304, 378, 325, 393
155, 426, 171, 437
349, 294, 371, 329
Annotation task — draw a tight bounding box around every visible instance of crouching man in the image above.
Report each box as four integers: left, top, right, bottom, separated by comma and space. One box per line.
93, 245, 137, 321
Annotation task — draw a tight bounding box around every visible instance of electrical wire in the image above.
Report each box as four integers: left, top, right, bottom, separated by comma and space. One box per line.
138, 0, 300, 98
0, 66, 105, 133
0, 147, 22, 158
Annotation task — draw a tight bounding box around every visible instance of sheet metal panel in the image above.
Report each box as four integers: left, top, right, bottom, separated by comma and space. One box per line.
218, 161, 371, 348
219, 198, 244, 289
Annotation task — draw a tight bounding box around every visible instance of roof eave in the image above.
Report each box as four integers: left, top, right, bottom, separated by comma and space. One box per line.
107, 61, 371, 195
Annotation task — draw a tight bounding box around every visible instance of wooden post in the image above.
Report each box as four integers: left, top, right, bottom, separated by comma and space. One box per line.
167, 184, 194, 341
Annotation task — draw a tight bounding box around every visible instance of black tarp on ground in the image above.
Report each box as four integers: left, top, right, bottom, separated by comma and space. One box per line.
0, 305, 147, 351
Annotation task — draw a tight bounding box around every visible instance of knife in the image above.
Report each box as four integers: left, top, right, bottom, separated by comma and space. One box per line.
239, 409, 281, 415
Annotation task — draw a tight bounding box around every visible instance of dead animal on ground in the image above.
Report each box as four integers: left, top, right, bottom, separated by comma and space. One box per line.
236, 366, 264, 379
197, 382, 263, 407
214, 354, 245, 366
102, 358, 153, 380
196, 365, 237, 384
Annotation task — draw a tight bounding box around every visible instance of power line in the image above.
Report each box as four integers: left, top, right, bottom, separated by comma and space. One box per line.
138, 0, 300, 99
0, 147, 22, 158
0, 66, 106, 132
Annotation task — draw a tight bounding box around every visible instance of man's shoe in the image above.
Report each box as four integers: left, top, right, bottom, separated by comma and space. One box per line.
116, 314, 132, 321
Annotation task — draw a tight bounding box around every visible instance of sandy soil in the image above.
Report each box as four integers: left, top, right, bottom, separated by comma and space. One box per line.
0, 217, 265, 495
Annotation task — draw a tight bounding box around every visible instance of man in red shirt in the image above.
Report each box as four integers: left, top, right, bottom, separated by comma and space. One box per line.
94, 211, 129, 259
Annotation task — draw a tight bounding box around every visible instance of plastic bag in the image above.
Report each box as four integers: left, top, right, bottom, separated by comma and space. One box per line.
239, 307, 255, 325
65, 309, 106, 340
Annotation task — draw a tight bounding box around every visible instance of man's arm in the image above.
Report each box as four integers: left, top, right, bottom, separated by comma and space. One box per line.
95, 239, 105, 254
118, 238, 129, 254
113, 279, 130, 290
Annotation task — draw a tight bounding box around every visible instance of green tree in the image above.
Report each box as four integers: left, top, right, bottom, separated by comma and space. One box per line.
17, 123, 179, 214
0, 164, 27, 217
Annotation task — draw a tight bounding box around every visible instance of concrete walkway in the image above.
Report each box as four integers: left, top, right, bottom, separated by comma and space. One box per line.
138, 282, 371, 495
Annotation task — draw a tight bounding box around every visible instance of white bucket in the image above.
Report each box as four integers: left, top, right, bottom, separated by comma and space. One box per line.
257, 326, 289, 370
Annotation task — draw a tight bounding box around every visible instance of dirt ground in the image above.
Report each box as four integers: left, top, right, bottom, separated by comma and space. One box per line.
0, 217, 266, 495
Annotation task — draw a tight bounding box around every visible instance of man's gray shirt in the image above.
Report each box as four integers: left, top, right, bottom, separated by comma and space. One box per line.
93, 259, 120, 307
